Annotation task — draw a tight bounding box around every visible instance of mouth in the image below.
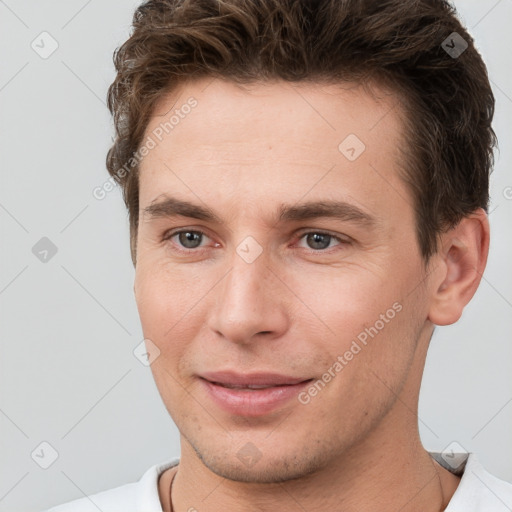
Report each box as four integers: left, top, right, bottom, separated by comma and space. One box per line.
200, 370, 312, 387
198, 371, 314, 416
209, 382, 300, 390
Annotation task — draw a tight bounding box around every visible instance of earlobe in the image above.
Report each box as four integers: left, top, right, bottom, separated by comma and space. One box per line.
427, 209, 490, 326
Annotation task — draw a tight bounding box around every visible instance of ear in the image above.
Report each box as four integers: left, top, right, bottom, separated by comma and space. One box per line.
427, 208, 490, 326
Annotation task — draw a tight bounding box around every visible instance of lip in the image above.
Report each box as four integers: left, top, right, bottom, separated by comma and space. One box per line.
199, 371, 313, 417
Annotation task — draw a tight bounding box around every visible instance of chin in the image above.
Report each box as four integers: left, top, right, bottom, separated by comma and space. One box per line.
189, 436, 330, 484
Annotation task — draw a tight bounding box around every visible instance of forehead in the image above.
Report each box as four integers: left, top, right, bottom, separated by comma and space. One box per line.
145, 77, 403, 145
137, 78, 410, 219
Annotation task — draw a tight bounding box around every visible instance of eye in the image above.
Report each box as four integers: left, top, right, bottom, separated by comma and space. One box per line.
161, 228, 350, 254
296, 231, 349, 251
163, 229, 212, 251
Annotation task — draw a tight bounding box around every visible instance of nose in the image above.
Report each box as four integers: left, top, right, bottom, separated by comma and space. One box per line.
207, 248, 289, 345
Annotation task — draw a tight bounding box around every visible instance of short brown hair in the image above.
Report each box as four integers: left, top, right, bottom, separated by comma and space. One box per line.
106, 0, 497, 266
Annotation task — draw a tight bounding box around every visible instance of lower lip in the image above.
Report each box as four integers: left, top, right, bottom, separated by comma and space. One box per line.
200, 378, 312, 417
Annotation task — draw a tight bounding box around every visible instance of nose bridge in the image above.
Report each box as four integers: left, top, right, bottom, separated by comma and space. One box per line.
229, 256, 260, 302
222, 247, 269, 319
208, 242, 287, 343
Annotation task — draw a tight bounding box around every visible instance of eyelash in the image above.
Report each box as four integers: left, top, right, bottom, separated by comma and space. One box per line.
161, 228, 351, 254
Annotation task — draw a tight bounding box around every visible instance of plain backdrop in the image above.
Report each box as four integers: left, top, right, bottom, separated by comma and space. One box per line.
0, 1, 511, 511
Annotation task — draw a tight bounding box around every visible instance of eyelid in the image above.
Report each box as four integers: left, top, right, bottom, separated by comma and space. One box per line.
293, 228, 353, 245
162, 227, 209, 241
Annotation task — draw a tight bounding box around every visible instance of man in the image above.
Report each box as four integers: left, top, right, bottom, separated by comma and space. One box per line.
45, 0, 512, 511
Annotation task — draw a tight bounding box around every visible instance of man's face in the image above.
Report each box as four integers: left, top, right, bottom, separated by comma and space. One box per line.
134, 78, 435, 482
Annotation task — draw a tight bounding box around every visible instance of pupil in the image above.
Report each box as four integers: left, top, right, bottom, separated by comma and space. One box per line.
180, 231, 201, 248
308, 233, 330, 250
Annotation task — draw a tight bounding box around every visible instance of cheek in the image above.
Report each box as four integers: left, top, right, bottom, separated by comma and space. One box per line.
134, 262, 200, 359
292, 265, 398, 337
291, 259, 422, 381
135, 257, 205, 324
134, 265, 204, 416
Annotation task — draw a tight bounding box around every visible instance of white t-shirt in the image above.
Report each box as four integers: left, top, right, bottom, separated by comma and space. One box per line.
43, 453, 512, 511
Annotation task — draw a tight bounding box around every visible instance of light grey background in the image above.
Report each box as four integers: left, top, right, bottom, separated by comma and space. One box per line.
0, 1, 511, 511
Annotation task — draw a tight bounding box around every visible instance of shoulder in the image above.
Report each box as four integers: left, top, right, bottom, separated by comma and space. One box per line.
445, 453, 512, 511
41, 458, 180, 512
44, 481, 139, 512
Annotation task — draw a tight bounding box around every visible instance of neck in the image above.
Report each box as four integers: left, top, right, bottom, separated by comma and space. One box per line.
170, 428, 457, 512
167, 333, 460, 512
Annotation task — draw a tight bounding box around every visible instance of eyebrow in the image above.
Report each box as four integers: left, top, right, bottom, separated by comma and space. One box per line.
142, 194, 376, 227
278, 200, 375, 226
142, 195, 223, 224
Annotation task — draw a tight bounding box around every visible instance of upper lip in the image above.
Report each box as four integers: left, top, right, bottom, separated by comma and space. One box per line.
200, 371, 311, 387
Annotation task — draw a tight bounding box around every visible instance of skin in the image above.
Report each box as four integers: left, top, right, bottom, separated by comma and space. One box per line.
133, 77, 489, 512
